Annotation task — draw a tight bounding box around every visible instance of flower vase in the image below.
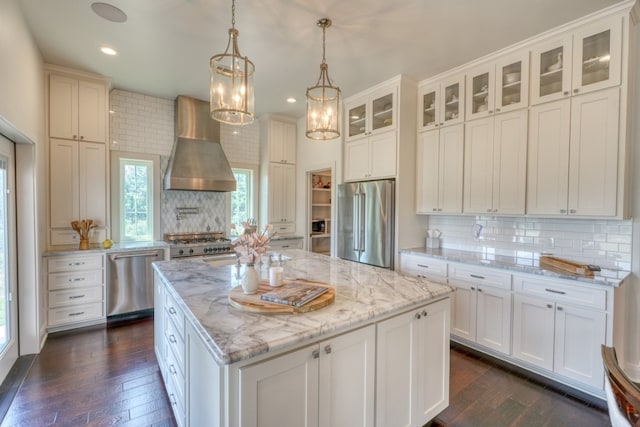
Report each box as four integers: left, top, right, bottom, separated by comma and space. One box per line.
79, 238, 89, 250
241, 264, 259, 295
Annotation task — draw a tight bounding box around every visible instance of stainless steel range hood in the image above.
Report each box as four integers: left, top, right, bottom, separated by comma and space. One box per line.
164, 95, 236, 192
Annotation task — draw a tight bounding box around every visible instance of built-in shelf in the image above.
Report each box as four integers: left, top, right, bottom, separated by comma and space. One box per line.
311, 233, 331, 238
312, 203, 331, 207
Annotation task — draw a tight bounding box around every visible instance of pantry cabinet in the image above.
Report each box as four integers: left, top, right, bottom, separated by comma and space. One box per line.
416, 124, 464, 214
512, 275, 608, 389
240, 325, 375, 427
49, 138, 107, 245
527, 88, 620, 217
466, 52, 529, 121
418, 75, 465, 131
49, 73, 108, 143
376, 298, 450, 427
463, 109, 528, 215
259, 117, 297, 233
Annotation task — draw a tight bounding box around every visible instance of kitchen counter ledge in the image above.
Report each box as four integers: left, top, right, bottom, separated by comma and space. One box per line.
401, 247, 629, 287
153, 249, 454, 365
43, 240, 169, 257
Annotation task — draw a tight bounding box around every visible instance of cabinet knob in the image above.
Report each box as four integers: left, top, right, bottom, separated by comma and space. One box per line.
574, 89, 579, 94
312, 349, 320, 359
80, 135, 84, 140
435, 123, 439, 127
470, 286, 476, 291
564, 91, 569, 96
432, 208, 437, 211
478, 288, 483, 293
73, 135, 78, 139
488, 110, 493, 114
547, 304, 553, 309
560, 209, 567, 213
415, 312, 421, 320
487, 209, 492, 213
557, 306, 564, 311
569, 209, 576, 214
493, 209, 498, 213
422, 310, 428, 317
324, 345, 332, 355
496, 108, 501, 112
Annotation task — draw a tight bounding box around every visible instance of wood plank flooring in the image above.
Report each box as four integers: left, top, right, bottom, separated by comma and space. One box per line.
0, 317, 176, 427
0, 317, 611, 426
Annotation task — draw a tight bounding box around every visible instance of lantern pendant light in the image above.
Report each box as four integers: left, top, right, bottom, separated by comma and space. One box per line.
210, 0, 255, 125
306, 18, 341, 140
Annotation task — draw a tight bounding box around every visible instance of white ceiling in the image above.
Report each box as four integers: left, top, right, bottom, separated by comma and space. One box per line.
18, 0, 625, 119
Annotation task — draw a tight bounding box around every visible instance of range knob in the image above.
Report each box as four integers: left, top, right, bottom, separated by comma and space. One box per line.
189, 248, 194, 254
178, 249, 184, 256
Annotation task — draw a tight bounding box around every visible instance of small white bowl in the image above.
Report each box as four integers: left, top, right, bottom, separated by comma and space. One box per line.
504, 72, 521, 84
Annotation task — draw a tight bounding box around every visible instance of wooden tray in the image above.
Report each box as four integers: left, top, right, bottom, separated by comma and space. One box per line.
540, 256, 594, 277
228, 279, 335, 314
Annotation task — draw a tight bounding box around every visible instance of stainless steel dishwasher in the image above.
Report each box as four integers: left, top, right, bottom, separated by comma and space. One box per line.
107, 249, 163, 316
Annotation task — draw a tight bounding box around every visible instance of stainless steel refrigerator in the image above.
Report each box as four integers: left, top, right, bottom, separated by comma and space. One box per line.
337, 179, 395, 269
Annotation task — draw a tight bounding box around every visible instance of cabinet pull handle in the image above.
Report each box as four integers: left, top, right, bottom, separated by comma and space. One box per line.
169, 364, 177, 375
545, 288, 566, 295
68, 277, 85, 282
168, 307, 177, 315
69, 311, 85, 317
73, 135, 78, 139
478, 288, 483, 292
488, 110, 493, 114
557, 306, 564, 311
470, 274, 485, 280
547, 304, 553, 308
560, 209, 567, 213
569, 209, 576, 214
69, 262, 85, 266
312, 349, 320, 359
169, 393, 177, 406
80, 136, 84, 140
69, 294, 85, 299
422, 310, 428, 317
470, 286, 476, 291
574, 89, 579, 94
415, 312, 421, 320
564, 91, 569, 96
417, 264, 429, 269
324, 345, 332, 355
169, 334, 177, 343
496, 108, 501, 112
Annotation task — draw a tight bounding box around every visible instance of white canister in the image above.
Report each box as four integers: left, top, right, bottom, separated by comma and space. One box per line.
269, 266, 283, 287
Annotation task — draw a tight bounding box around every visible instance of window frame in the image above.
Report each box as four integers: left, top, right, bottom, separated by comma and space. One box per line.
110, 151, 161, 242
227, 162, 259, 231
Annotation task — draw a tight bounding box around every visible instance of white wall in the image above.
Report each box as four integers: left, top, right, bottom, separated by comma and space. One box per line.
0, 0, 47, 354
295, 116, 343, 253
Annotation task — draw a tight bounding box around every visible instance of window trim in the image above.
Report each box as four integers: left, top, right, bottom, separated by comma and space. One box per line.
227, 162, 259, 231
110, 151, 161, 242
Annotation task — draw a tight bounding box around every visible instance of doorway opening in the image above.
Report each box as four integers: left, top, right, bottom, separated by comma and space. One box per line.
308, 168, 333, 256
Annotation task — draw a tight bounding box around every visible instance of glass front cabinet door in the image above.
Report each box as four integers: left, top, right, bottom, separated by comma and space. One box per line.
346, 87, 396, 142
531, 16, 622, 105
418, 75, 464, 132
466, 52, 529, 120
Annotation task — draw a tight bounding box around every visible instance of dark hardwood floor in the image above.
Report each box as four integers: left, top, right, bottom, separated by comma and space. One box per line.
0, 317, 176, 427
0, 317, 611, 426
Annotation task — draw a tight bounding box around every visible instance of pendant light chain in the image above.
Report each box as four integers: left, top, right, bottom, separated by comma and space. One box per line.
231, 0, 235, 29
321, 22, 326, 65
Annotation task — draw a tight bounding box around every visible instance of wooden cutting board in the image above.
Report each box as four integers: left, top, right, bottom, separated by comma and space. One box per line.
540, 256, 595, 277
228, 279, 335, 314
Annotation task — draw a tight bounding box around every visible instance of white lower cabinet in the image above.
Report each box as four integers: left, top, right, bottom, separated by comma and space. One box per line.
512, 275, 607, 389
46, 253, 105, 331
399, 252, 448, 283
239, 325, 375, 427
376, 298, 450, 427
449, 264, 512, 355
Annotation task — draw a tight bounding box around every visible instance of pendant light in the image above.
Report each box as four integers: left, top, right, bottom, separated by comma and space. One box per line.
306, 18, 341, 140
210, 0, 255, 125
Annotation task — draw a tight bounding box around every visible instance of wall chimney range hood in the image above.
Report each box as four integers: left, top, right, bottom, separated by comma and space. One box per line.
164, 95, 237, 192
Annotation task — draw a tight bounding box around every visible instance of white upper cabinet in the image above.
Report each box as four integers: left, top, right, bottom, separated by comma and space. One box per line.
267, 120, 296, 164
466, 52, 529, 121
530, 16, 622, 105
418, 75, 465, 132
49, 74, 108, 143
346, 87, 396, 142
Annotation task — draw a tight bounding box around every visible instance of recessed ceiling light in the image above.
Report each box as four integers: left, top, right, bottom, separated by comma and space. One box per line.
286, 97, 297, 103
101, 46, 117, 56
91, 2, 127, 23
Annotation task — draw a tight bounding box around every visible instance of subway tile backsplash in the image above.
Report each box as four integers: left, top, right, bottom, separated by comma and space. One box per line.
110, 89, 260, 236
426, 215, 632, 270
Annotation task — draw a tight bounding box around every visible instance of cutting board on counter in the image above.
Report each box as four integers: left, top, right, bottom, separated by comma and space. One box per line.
228, 279, 335, 314
539, 256, 595, 277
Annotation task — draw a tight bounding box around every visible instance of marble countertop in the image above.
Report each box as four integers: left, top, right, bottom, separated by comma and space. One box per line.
401, 247, 629, 287
43, 241, 169, 257
153, 249, 454, 366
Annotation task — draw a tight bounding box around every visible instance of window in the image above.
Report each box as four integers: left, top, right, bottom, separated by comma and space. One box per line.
111, 152, 160, 242
228, 164, 259, 230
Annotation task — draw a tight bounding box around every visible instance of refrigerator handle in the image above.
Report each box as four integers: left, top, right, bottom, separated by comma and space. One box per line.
359, 193, 366, 253
352, 193, 360, 251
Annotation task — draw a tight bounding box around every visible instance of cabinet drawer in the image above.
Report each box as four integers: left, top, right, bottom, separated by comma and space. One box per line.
270, 238, 303, 250
165, 292, 185, 335
514, 275, 606, 310
48, 269, 104, 290
165, 369, 186, 427
272, 223, 295, 235
165, 314, 185, 371
449, 263, 512, 290
50, 228, 106, 246
48, 302, 104, 326
48, 254, 104, 273
165, 341, 186, 403
400, 254, 448, 281
49, 286, 103, 308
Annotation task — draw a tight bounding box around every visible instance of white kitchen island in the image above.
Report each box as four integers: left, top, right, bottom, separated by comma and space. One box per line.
153, 249, 454, 427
